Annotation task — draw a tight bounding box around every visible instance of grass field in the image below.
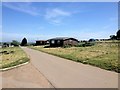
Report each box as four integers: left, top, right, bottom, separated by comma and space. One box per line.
29, 41, 119, 73
0, 47, 29, 69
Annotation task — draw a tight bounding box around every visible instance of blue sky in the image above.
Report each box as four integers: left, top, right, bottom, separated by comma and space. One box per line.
2, 2, 118, 42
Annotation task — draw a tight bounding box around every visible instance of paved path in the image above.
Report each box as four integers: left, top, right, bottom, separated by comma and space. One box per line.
1, 63, 53, 88
22, 47, 118, 88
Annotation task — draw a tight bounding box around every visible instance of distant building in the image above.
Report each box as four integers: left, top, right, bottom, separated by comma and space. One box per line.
99, 39, 109, 41
36, 40, 47, 45
47, 37, 79, 47
88, 39, 96, 42
2, 43, 10, 48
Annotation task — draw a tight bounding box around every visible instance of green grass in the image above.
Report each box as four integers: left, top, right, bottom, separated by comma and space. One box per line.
0, 47, 29, 69
29, 41, 119, 73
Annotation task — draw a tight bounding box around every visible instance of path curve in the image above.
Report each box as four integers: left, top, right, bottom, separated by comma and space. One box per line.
22, 47, 118, 88
2, 63, 53, 88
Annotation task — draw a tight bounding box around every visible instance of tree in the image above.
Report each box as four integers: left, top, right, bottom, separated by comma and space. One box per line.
11, 40, 20, 46
117, 29, 120, 40
2, 43, 9, 47
110, 35, 117, 40
21, 38, 27, 46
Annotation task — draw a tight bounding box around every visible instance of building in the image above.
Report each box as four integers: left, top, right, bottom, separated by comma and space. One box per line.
88, 38, 96, 42
47, 37, 79, 47
36, 40, 47, 45
2, 43, 10, 48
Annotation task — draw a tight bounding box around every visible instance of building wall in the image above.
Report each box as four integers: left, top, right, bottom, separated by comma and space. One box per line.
49, 40, 63, 47
63, 39, 78, 46
36, 41, 47, 45
49, 39, 78, 47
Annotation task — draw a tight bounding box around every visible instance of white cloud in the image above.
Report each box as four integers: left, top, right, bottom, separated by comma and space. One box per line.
45, 8, 71, 19
45, 8, 72, 25
3, 2, 39, 16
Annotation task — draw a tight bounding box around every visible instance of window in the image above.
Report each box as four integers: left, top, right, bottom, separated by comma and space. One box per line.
51, 40, 55, 44
57, 40, 60, 44
69, 40, 72, 42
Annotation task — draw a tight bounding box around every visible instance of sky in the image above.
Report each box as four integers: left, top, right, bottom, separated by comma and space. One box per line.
2, 2, 118, 42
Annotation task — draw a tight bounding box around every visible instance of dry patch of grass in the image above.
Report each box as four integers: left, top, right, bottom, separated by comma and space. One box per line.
29, 42, 119, 73
0, 47, 29, 69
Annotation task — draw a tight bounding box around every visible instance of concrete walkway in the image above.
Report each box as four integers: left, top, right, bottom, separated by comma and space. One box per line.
22, 47, 118, 88
1, 63, 53, 88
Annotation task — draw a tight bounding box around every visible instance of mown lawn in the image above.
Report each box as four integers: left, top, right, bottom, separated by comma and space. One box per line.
0, 47, 29, 69
29, 41, 119, 73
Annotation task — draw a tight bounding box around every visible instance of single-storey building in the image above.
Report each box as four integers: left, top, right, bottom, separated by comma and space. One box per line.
2, 43, 10, 48
36, 40, 47, 45
47, 37, 79, 47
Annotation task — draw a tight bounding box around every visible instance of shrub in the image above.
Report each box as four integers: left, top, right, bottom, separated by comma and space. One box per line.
75, 42, 95, 47
11, 40, 20, 46
85, 42, 95, 46
63, 45, 72, 48
75, 42, 85, 47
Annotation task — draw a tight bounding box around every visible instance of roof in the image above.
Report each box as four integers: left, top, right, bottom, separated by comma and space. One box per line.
47, 37, 79, 41
36, 40, 47, 41
48, 37, 69, 40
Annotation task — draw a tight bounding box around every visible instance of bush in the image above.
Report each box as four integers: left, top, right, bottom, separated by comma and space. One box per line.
63, 45, 72, 48
85, 42, 95, 46
11, 40, 20, 46
2, 43, 9, 47
75, 42, 86, 47
75, 42, 95, 47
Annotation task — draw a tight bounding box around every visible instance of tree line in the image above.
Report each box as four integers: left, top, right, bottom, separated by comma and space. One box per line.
110, 29, 120, 40
2, 38, 28, 47
1, 29, 120, 47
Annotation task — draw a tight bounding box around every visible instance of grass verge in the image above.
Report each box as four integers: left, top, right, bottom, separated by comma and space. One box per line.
29, 41, 119, 73
0, 47, 29, 69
